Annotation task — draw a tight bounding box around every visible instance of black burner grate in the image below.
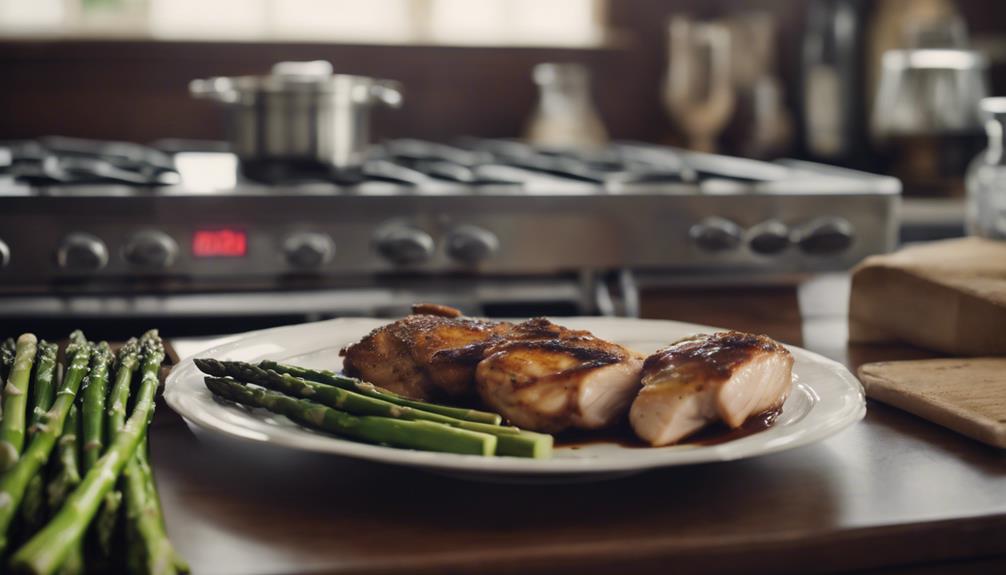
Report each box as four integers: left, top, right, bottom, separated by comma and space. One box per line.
0, 137, 180, 186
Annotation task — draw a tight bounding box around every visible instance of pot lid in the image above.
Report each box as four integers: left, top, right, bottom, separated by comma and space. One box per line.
190, 61, 402, 106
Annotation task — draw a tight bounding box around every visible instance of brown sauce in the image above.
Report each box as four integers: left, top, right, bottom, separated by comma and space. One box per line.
555, 421, 648, 449
554, 408, 781, 450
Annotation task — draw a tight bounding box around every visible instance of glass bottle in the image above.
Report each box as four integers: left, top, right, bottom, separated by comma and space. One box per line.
965, 97, 1006, 239
525, 63, 607, 150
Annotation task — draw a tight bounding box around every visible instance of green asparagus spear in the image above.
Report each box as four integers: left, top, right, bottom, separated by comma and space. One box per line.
1, 337, 14, 422
0, 337, 15, 389
26, 342, 59, 437
258, 359, 503, 425
124, 445, 188, 574
196, 359, 551, 458
122, 448, 187, 575
0, 334, 39, 470
91, 337, 140, 563
19, 341, 61, 536
0, 338, 88, 556
74, 342, 115, 565
107, 338, 140, 439
76, 342, 118, 567
44, 403, 84, 575
46, 334, 91, 575
81, 341, 113, 472
122, 331, 189, 574
47, 333, 90, 512
11, 331, 164, 575
204, 376, 497, 456
46, 405, 82, 516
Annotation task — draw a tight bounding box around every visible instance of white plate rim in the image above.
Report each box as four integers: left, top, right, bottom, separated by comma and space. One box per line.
164, 317, 866, 476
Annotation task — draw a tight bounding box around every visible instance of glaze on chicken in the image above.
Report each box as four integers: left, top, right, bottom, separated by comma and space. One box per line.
340, 304, 512, 401
475, 331, 644, 433
630, 332, 793, 446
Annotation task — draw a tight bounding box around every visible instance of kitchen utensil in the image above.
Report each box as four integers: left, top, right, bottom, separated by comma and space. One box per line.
190, 60, 402, 181
859, 358, 1006, 448
966, 97, 1006, 239
662, 17, 735, 153
849, 237, 1006, 355
525, 63, 607, 150
165, 316, 865, 482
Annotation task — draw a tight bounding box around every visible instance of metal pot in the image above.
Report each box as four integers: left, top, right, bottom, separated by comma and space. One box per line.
190, 61, 402, 180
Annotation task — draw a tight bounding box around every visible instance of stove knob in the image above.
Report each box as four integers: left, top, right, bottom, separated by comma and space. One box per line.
690, 217, 742, 252
446, 225, 499, 265
374, 226, 435, 265
0, 238, 9, 269
747, 220, 791, 255
284, 232, 335, 269
57, 233, 109, 271
797, 217, 854, 256
124, 230, 178, 269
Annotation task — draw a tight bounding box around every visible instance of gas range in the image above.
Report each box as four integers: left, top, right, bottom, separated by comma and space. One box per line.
0, 137, 899, 324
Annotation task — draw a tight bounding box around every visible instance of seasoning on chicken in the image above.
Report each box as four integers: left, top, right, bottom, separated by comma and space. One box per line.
629, 332, 793, 447
475, 320, 644, 433
340, 304, 512, 401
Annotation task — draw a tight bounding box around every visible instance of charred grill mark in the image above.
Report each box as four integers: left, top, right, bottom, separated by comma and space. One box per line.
486, 339, 625, 368
642, 331, 791, 383
510, 317, 562, 337
476, 334, 633, 400
429, 317, 606, 368
431, 340, 497, 365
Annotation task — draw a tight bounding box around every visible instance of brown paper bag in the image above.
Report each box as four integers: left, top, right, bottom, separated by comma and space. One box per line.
849, 237, 1006, 356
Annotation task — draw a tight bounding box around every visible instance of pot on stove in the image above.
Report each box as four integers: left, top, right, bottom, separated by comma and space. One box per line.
190, 61, 402, 182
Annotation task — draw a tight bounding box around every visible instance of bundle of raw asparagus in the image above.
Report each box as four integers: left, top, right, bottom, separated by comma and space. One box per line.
0, 330, 187, 575
194, 359, 554, 459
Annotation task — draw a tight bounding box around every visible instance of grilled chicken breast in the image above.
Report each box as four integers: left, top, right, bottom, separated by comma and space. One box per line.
341, 304, 512, 401
344, 308, 651, 435
475, 320, 644, 433
630, 332, 793, 446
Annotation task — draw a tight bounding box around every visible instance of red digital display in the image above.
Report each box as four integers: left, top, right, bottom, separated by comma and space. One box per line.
192, 229, 247, 258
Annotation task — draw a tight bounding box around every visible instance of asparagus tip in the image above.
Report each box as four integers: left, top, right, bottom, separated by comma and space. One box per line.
16, 333, 38, 346
193, 358, 228, 377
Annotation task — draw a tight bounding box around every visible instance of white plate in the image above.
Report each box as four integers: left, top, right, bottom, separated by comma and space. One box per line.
165, 317, 865, 481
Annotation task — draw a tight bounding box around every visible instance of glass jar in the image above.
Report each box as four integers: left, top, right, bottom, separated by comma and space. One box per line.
965, 97, 1006, 239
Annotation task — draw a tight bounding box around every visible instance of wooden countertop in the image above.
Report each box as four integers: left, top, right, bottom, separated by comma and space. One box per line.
155, 275, 1006, 575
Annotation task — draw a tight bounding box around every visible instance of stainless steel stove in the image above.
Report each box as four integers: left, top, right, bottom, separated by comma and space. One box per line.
0, 137, 899, 326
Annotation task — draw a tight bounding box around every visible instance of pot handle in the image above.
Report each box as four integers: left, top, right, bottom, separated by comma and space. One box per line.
369, 81, 403, 108
189, 78, 241, 104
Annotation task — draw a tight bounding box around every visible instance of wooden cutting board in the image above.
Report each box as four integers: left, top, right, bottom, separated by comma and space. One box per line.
859, 357, 1006, 448
849, 237, 1006, 356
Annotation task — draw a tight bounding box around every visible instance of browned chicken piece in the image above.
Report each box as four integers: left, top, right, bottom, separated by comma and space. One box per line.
341, 304, 512, 401
475, 319, 645, 433
630, 332, 793, 447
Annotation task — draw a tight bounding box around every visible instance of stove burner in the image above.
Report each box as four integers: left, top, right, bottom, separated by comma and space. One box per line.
0, 137, 180, 186
239, 159, 365, 185
0, 136, 794, 191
